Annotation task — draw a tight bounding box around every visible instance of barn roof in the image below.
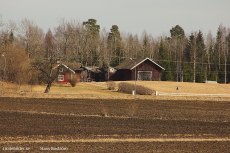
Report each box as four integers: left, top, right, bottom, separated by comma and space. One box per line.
116, 57, 165, 70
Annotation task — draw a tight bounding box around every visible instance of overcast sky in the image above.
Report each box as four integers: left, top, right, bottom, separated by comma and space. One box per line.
1, 0, 230, 37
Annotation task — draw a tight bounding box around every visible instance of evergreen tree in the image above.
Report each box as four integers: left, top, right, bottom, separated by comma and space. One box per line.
159, 40, 173, 81
170, 25, 186, 82
183, 32, 196, 82
182, 60, 193, 82
9, 31, 14, 44
207, 43, 217, 81
83, 19, 100, 66
107, 25, 123, 66
214, 25, 225, 83
139, 31, 151, 58
184, 33, 195, 62
226, 32, 230, 83
195, 30, 206, 82
170, 25, 185, 38
141, 34, 148, 58
83, 19, 100, 35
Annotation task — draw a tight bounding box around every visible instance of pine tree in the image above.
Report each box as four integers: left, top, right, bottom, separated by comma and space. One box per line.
107, 25, 123, 66
141, 34, 148, 58
214, 25, 225, 83
83, 19, 100, 66
182, 60, 193, 82
226, 32, 230, 83
183, 32, 196, 82
195, 30, 206, 82
9, 31, 14, 44
170, 25, 185, 38
207, 43, 217, 81
159, 40, 173, 81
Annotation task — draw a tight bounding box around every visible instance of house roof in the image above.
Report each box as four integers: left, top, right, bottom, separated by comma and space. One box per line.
115, 57, 165, 70
66, 62, 82, 71
83, 66, 101, 73
53, 63, 76, 73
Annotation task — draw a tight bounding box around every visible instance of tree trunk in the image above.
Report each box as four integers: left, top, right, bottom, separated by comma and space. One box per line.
44, 82, 52, 93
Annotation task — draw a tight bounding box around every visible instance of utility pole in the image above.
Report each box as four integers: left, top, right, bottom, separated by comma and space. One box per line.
130, 58, 136, 98
224, 41, 228, 84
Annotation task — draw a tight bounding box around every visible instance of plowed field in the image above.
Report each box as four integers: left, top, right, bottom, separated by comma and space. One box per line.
0, 97, 229, 152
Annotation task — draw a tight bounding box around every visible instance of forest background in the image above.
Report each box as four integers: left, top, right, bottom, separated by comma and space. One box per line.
0, 15, 230, 90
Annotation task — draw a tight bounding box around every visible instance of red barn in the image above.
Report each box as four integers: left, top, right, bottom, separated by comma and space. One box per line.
112, 57, 165, 81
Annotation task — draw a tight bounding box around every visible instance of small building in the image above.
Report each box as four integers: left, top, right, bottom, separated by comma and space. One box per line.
112, 57, 165, 81
53, 63, 81, 84
80, 66, 105, 82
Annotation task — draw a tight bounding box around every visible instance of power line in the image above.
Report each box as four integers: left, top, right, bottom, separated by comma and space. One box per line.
157, 59, 230, 66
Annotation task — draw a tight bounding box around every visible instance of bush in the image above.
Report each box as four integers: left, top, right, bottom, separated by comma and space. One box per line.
66, 74, 80, 87
107, 81, 116, 90
118, 82, 154, 95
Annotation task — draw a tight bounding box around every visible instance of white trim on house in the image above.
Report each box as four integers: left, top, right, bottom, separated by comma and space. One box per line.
130, 58, 165, 70
53, 63, 75, 74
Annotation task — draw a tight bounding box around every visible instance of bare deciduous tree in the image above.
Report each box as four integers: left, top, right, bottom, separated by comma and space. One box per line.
18, 19, 44, 59
32, 58, 59, 93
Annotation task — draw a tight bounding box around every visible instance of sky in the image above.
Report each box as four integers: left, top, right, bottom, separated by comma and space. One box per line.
0, 0, 230, 37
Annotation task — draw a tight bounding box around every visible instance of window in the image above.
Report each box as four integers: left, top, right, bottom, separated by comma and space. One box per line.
58, 75, 64, 81
137, 71, 152, 81
59, 68, 63, 72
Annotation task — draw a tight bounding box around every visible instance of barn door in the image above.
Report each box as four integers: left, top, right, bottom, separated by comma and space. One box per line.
137, 71, 152, 81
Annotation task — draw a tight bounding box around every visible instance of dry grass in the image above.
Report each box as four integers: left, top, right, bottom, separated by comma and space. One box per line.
0, 82, 35, 93
1, 81, 230, 101
131, 81, 230, 94
90, 81, 230, 95
49, 83, 122, 95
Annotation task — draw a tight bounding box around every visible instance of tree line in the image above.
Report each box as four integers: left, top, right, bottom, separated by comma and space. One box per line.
0, 16, 230, 92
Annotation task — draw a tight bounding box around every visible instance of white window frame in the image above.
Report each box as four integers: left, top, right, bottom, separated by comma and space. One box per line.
58, 75, 64, 81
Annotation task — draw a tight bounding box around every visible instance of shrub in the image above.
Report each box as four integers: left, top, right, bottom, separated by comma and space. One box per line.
66, 74, 80, 87
118, 82, 133, 93
107, 81, 116, 90
118, 82, 154, 95
127, 102, 138, 117
99, 102, 109, 117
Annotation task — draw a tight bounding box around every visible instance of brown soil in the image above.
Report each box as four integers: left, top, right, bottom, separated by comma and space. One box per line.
0, 97, 229, 152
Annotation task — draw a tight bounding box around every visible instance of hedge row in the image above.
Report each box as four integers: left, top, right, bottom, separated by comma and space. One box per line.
117, 82, 154, 95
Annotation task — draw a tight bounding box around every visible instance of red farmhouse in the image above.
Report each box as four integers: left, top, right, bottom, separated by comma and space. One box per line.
53, 63, 79, 84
